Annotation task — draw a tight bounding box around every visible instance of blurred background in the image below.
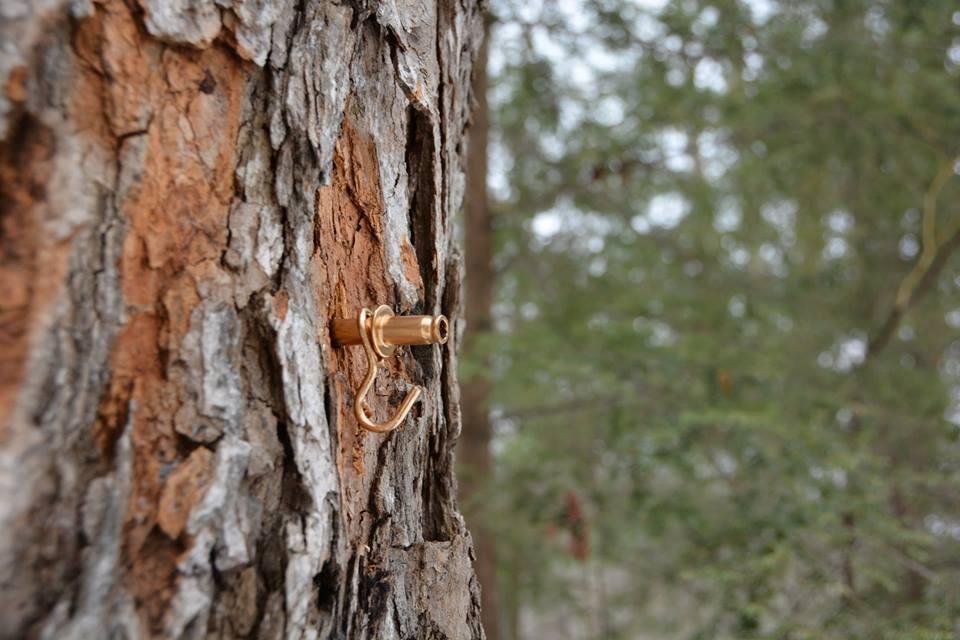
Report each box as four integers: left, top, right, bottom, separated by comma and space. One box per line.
455, 1, 960, 639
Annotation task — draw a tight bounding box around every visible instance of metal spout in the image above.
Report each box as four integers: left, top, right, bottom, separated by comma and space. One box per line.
331, 313, 449, 349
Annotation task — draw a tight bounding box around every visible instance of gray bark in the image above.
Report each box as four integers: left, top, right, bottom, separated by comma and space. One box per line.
0, 1, 485, 638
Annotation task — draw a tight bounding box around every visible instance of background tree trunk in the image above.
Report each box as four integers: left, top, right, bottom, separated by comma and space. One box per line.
0, 1, 485, 638
458, 19, 499, 640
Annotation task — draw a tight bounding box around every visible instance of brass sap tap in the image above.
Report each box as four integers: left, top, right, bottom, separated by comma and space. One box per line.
331, 305, 449, 432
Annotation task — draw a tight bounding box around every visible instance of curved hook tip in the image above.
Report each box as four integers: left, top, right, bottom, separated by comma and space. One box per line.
355, 385, 422, 433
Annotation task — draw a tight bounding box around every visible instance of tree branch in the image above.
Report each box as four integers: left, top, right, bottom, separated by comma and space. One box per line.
867, 158, 960, 358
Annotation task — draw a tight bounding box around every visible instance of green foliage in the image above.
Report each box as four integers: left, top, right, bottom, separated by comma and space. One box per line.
474, 0, 960, 637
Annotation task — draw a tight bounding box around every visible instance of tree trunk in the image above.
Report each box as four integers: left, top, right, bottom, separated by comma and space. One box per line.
458, 19, 499, 640
0, 1, 485, 638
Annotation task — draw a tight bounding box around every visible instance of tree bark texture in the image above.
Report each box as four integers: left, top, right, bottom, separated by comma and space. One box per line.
0, 1, 486, 638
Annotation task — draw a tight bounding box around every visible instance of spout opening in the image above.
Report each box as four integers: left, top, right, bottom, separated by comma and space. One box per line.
434, 316, 449, 344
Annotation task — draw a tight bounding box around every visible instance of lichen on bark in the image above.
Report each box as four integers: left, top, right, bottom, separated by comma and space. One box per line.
0, 0, 486, 637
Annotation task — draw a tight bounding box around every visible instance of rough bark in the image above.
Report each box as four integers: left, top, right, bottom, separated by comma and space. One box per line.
0, 1, 485, 638
458, 19, 498, 640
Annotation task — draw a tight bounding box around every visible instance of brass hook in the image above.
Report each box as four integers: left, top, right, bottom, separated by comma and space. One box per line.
332, 305, 449, 433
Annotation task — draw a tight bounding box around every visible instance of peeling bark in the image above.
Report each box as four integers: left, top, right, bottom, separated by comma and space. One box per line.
0, 0, 485, 638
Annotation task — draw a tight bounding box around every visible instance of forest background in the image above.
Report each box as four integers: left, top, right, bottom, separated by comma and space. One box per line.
458, 1, 960, 639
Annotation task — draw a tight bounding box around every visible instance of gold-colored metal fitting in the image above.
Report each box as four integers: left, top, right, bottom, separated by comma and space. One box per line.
331, 305, 449, 432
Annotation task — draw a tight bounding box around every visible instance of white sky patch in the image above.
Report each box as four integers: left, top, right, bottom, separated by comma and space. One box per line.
835, 407, 853, 426
665, 150, 694, 172
650, 322, 676, 347
491, 300, 513, 333
540, 132, 565, 162
487, 81, 508, 110
594, 95, 626, 126
925, 514, 960, 539
648, 192, 691, 229
531, 210, 562, 238
743, 51, 765, 81
712, 450, 738, 476
685, 41, 704, 58
631, 215, 652, 235
713, 197, 742, 232
520, 3, 622, 94
949, 387, 960, 426
559, 98, 586, 132
514, 0, 545, 24
728, 294, 746, 318
489, 413, 518, 457
947, 309, 960, 329
823, 236, 849, 260
659, 127, 694, 172
634, 317, 677, 347
531, 24, 565, 64
826, 209, 854, 234
947, 43, 960, 68
943, 343, 960, 378
585, 41, 629, 74
819, 334, 867, 372
569, 58, 597, 90
663, 34, 683, 53
898, 324, 916, 341
742, 0, 777, 25
899, 234, 920, 259
636, 0, 670, 11
487, 30, 508, 77
589, 256, 607, 276
762, 199, 798, 246
699, 130, 738, 181
759, 243, 787, 276
810, 466, 848, 488
774, 313, 793, 332
730, 247, 750, 267
487, 138, 512, 201
720, 236, 750, 267
556, 0, 590, 31
666, 67, 687, 87
588, 312, 611, 328
694, 57, 727, 93
693, 6, 720, 36
864, 6, 890, 39
634, 11, 668, 42
802, 15, 829, 44
529, 201, 621, 254
902, 207, 920, 229
660, 128, 687, 153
